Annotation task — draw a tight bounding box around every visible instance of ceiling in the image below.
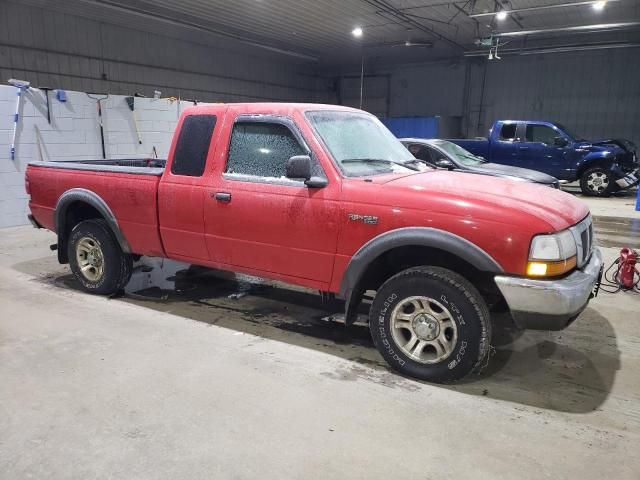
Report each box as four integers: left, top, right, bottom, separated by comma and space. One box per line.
18, 0, 640, 68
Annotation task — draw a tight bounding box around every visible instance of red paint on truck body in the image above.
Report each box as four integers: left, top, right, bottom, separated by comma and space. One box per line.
27, 103, 589, 294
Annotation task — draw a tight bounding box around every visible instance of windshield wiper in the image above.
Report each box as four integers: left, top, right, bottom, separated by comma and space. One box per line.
341, 158, 420, 171
459, 153, 486, 163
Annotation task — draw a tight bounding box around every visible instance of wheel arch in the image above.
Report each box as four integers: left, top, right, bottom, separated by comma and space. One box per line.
55, 188, 131, 263
339, 227, 504, 325
576, 153, 615, 180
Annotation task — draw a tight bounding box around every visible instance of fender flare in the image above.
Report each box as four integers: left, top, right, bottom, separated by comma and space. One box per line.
576, 152, 616, 176
338, 227, 503, 324
55, 188, 131, 262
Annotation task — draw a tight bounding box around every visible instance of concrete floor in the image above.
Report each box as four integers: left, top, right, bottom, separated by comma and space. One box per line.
1, 194, 639, 479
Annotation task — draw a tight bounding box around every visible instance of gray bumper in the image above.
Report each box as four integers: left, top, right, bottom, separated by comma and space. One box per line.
494, 248, 603, 331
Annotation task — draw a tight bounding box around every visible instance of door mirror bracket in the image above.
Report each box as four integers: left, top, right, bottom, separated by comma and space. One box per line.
286, 155, 327, 188
436, 158, 455, 170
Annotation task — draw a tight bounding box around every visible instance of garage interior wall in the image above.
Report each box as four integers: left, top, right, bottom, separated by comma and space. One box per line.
0, 86, 194, 228
343, 47, 640, 145
0, 1, 327, 103
0, 1, 333, 229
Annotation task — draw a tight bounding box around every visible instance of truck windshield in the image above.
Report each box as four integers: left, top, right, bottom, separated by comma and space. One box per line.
306, 110, 417, 177
431, 140, 486, 166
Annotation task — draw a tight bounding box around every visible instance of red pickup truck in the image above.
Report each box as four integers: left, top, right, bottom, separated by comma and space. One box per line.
26, 103, 603, 383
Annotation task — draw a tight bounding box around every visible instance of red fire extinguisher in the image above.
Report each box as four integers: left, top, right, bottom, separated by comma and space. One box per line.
615, 248, 639, 289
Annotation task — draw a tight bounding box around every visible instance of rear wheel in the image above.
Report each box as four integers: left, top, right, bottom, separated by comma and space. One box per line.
68, 219, 132, 295
580, 167, 614, 197
369, 266, 491, 383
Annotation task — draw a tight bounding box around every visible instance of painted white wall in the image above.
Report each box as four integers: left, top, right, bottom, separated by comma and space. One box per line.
0, 85, 192, 228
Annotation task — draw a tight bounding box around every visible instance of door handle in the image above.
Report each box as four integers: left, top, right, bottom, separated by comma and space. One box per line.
518, 146, 529, 150
213, 192, 232, 202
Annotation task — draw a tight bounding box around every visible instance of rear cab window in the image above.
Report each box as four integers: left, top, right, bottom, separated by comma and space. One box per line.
499, 123, 518, 141
171, 115, 217, 176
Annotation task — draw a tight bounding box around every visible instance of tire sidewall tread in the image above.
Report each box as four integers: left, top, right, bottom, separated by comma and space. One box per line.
580, 167, 613, 197
68, 219, 132, 295
369, 266, 491, 383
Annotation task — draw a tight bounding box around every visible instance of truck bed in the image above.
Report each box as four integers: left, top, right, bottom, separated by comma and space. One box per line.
27, 159, 166, 257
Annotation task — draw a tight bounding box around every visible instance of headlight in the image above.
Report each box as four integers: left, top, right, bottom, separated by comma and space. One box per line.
527, 230, 577, 277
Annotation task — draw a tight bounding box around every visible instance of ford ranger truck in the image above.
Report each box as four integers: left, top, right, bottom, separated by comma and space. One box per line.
450, 120, 639, 197
25, 104, 603, 383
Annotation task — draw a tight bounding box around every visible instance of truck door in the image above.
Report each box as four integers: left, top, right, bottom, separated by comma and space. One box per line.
158, 110, 222, 262
203, 113, 340, 287
490, 122, 520, 166
518, 122, 569, 177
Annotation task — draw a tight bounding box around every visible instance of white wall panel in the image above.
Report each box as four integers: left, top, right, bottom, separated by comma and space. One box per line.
0, 85, 200, 228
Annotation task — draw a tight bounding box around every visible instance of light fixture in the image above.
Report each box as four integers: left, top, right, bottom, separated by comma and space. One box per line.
496, 10, 508, 20
592, 1, 607, 10
352, 27, 363, 38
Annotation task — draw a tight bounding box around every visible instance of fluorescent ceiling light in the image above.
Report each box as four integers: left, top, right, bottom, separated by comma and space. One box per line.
352, 27, 363, 38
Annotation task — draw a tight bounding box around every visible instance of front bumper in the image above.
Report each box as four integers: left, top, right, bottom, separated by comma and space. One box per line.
28, 214, 42, 229
615, 167, 640, 188
494, 248, 603, 331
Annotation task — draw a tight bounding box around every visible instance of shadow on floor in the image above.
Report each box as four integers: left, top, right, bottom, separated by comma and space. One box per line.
17, 257, 620, 414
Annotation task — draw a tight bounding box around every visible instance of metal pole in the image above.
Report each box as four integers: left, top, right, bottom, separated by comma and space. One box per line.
359, 54, 364, 110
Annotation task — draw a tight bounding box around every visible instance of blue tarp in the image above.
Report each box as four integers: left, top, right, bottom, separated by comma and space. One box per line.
380, 116, 439, 139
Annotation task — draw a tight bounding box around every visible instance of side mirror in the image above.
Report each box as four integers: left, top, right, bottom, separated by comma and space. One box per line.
554, 136, 569, 147
286, 155, 312, 180
285, 155, 327, 188
436, 158, 455, 170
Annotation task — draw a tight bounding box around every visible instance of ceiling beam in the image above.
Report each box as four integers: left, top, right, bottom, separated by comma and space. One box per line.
493, 21, 640, 37
464, 41, 640, 56
362, 0, 466, 50
469, 0, 623, 18
76, 0, 319, 61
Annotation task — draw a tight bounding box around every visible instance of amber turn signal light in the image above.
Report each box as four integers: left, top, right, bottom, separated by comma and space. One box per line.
526, 256, 577, 277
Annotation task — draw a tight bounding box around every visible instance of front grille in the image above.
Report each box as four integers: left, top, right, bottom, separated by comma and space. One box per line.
570, 215, 593, 268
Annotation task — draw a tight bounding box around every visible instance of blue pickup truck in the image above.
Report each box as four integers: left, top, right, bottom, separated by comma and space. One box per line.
451, 120, 639, 196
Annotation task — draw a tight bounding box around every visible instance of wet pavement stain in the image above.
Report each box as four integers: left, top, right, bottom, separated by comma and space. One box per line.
593, 215, 640, 249
15, 255, 622, 414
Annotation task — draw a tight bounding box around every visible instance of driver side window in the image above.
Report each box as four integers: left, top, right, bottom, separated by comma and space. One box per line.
408, 144, 435, 163
526, 124, 557, 145
226, 122, 305, 178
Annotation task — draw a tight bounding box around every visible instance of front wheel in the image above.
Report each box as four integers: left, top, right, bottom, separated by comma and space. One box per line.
68, 219, 132, 295
369, 266, 491, 383
580, 167, 614, 197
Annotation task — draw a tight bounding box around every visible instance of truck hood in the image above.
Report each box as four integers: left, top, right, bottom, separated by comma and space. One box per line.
575, 139, 633, 155
379, 170, 588, 231
591, 138, 636, 152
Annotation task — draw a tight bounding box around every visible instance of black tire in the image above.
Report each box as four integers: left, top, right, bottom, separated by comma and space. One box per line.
68, 219, 132, 295
580, 167, 614, 197
369, 266, 491, 383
